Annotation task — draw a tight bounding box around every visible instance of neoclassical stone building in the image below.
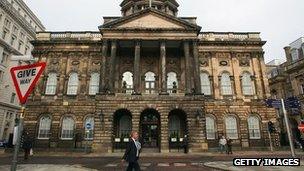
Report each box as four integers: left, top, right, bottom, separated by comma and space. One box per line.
24, 0, 278, 153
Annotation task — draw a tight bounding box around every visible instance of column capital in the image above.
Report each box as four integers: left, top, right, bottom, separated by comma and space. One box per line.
134, 40, 141, 46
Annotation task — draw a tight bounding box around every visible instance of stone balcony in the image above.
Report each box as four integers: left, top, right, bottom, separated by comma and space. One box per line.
36, 32, 102, 41
286, 58, 304, 72
199, 32, 262, 41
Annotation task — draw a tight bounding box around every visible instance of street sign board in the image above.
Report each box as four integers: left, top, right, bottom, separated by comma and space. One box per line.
86, 123, 92, 130
10, 62, 46, 104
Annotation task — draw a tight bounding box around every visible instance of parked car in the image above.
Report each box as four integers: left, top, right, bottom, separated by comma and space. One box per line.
0, 140, 8, 148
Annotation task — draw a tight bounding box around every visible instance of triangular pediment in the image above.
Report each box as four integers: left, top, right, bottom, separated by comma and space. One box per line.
117, 13, 184, 29
100, 8, 201, 32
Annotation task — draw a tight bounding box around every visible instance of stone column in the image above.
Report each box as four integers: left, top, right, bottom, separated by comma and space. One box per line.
184, 40, 192, 94
100, 39, 108, 93
109, 40, 117, 94
133, 40, 141, 94
160, 40, 168, 95
231, 52, 242, 99
192, 40, 202, 94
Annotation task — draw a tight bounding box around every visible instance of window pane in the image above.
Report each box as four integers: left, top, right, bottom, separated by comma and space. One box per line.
206, 116, 216, 139
225, 116, 238, 139
200, 73, 211, 95
38, 116, 51, 139
61, 117, 75, 139
67, 73, 78, 95
242, 73, 253, 95
45, 73, 57, 95
167, 72, 178, 93
248, 116, 261, 139
221, 73, 232, 95
89, 73, 100, 95
122, 72, 133, 94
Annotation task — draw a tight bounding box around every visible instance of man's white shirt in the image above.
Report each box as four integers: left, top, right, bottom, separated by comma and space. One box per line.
132, 138, 141, 157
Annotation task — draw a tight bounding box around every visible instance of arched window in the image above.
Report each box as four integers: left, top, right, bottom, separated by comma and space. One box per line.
119, 115, 132, 137
167, 72, 178, 93
145, 72, 156, 94
221, 72, 232, 95
45, 73, 57, 95
206, 116, 216, 139
38, 116, 51, 139
242, 72, 254, 95
89, 73, 100, 95
61, 116, 75, 140
67, 72, 78, 95
200, 72, 211, 95
84, 116, 94, 140
248, 116, 261, 139
225, 116, 238, 139
122, 71, 133, 94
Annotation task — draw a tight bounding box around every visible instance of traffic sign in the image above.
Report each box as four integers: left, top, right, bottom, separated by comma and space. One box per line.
86, 123, 92, 130
10, 62, 46, 104
299, 121, 304, 133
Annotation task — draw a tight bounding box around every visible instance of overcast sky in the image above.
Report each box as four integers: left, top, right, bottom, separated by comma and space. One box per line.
24, 0, 304, 63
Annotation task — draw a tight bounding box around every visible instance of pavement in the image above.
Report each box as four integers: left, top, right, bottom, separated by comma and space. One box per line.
0, 150, 303, 171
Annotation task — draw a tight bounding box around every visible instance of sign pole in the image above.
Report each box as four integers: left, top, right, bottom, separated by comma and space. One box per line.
281, 99, 296, 157
267, 127, 274, 152
11, 105, 25, 171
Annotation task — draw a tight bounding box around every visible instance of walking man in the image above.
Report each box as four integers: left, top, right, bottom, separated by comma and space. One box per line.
219, 136, 227, 153
122, 131, 141, 171
21, 130, 32, 160
226, 137, 233, 155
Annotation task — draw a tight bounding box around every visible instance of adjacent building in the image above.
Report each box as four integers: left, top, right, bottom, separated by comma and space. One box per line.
0, 0, 45, 142
267, 37, 304, 145
25, 0, 278, 153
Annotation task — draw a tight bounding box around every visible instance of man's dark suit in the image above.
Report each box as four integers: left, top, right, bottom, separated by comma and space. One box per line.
123, 139, 141, 171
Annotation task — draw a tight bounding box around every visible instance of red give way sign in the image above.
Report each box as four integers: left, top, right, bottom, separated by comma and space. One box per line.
10, 62, 46, 104
299, 122, 304, 133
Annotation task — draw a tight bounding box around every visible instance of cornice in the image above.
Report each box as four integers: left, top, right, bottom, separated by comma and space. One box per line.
198, 40, 266, 46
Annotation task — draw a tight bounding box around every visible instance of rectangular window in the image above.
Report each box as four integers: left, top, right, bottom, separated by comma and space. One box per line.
0, 71, 3, 83
4, 18, 11, 28
24, 46, 29, 54
10, 36, 16, 46
10, 93, 16, 103
2, 30, 7, 40
18, 41, 23, 51
1, 52, 8, 65
12, 25, 18, 35
291, 49, 299, 62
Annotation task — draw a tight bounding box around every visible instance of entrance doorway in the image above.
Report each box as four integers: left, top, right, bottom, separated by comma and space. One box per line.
140, 109, 160, 149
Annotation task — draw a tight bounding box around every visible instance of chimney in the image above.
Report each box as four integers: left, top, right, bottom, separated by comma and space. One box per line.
284, 46, 292, 64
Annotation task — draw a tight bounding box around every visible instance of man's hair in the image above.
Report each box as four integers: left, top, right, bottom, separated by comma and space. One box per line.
130, 131, 138, 138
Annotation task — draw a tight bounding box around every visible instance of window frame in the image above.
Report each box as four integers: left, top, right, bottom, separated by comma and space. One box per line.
122, 71, 134, 94
89, 72, 100, 95
145, 71, 156, 94
45, 73, 57, 95
221, 72, 233, 95
38, 115, 52, 140
206, 115, 216, 140
242, 72, 254, 95
248, 116, 261, 139
225, 116, 238, 139
167, 72, 178, 94
61, 116, 75, 140
200, 72, 212, 95
67, 72, 79, 95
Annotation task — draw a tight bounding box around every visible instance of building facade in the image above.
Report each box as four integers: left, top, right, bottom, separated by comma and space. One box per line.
25, 0, 278, 153
267, 37, 304, 145
0, 0, 45, 142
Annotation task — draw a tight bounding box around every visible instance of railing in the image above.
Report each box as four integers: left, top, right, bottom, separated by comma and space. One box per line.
199, 32, 261, 41
36, 32, 102, 41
